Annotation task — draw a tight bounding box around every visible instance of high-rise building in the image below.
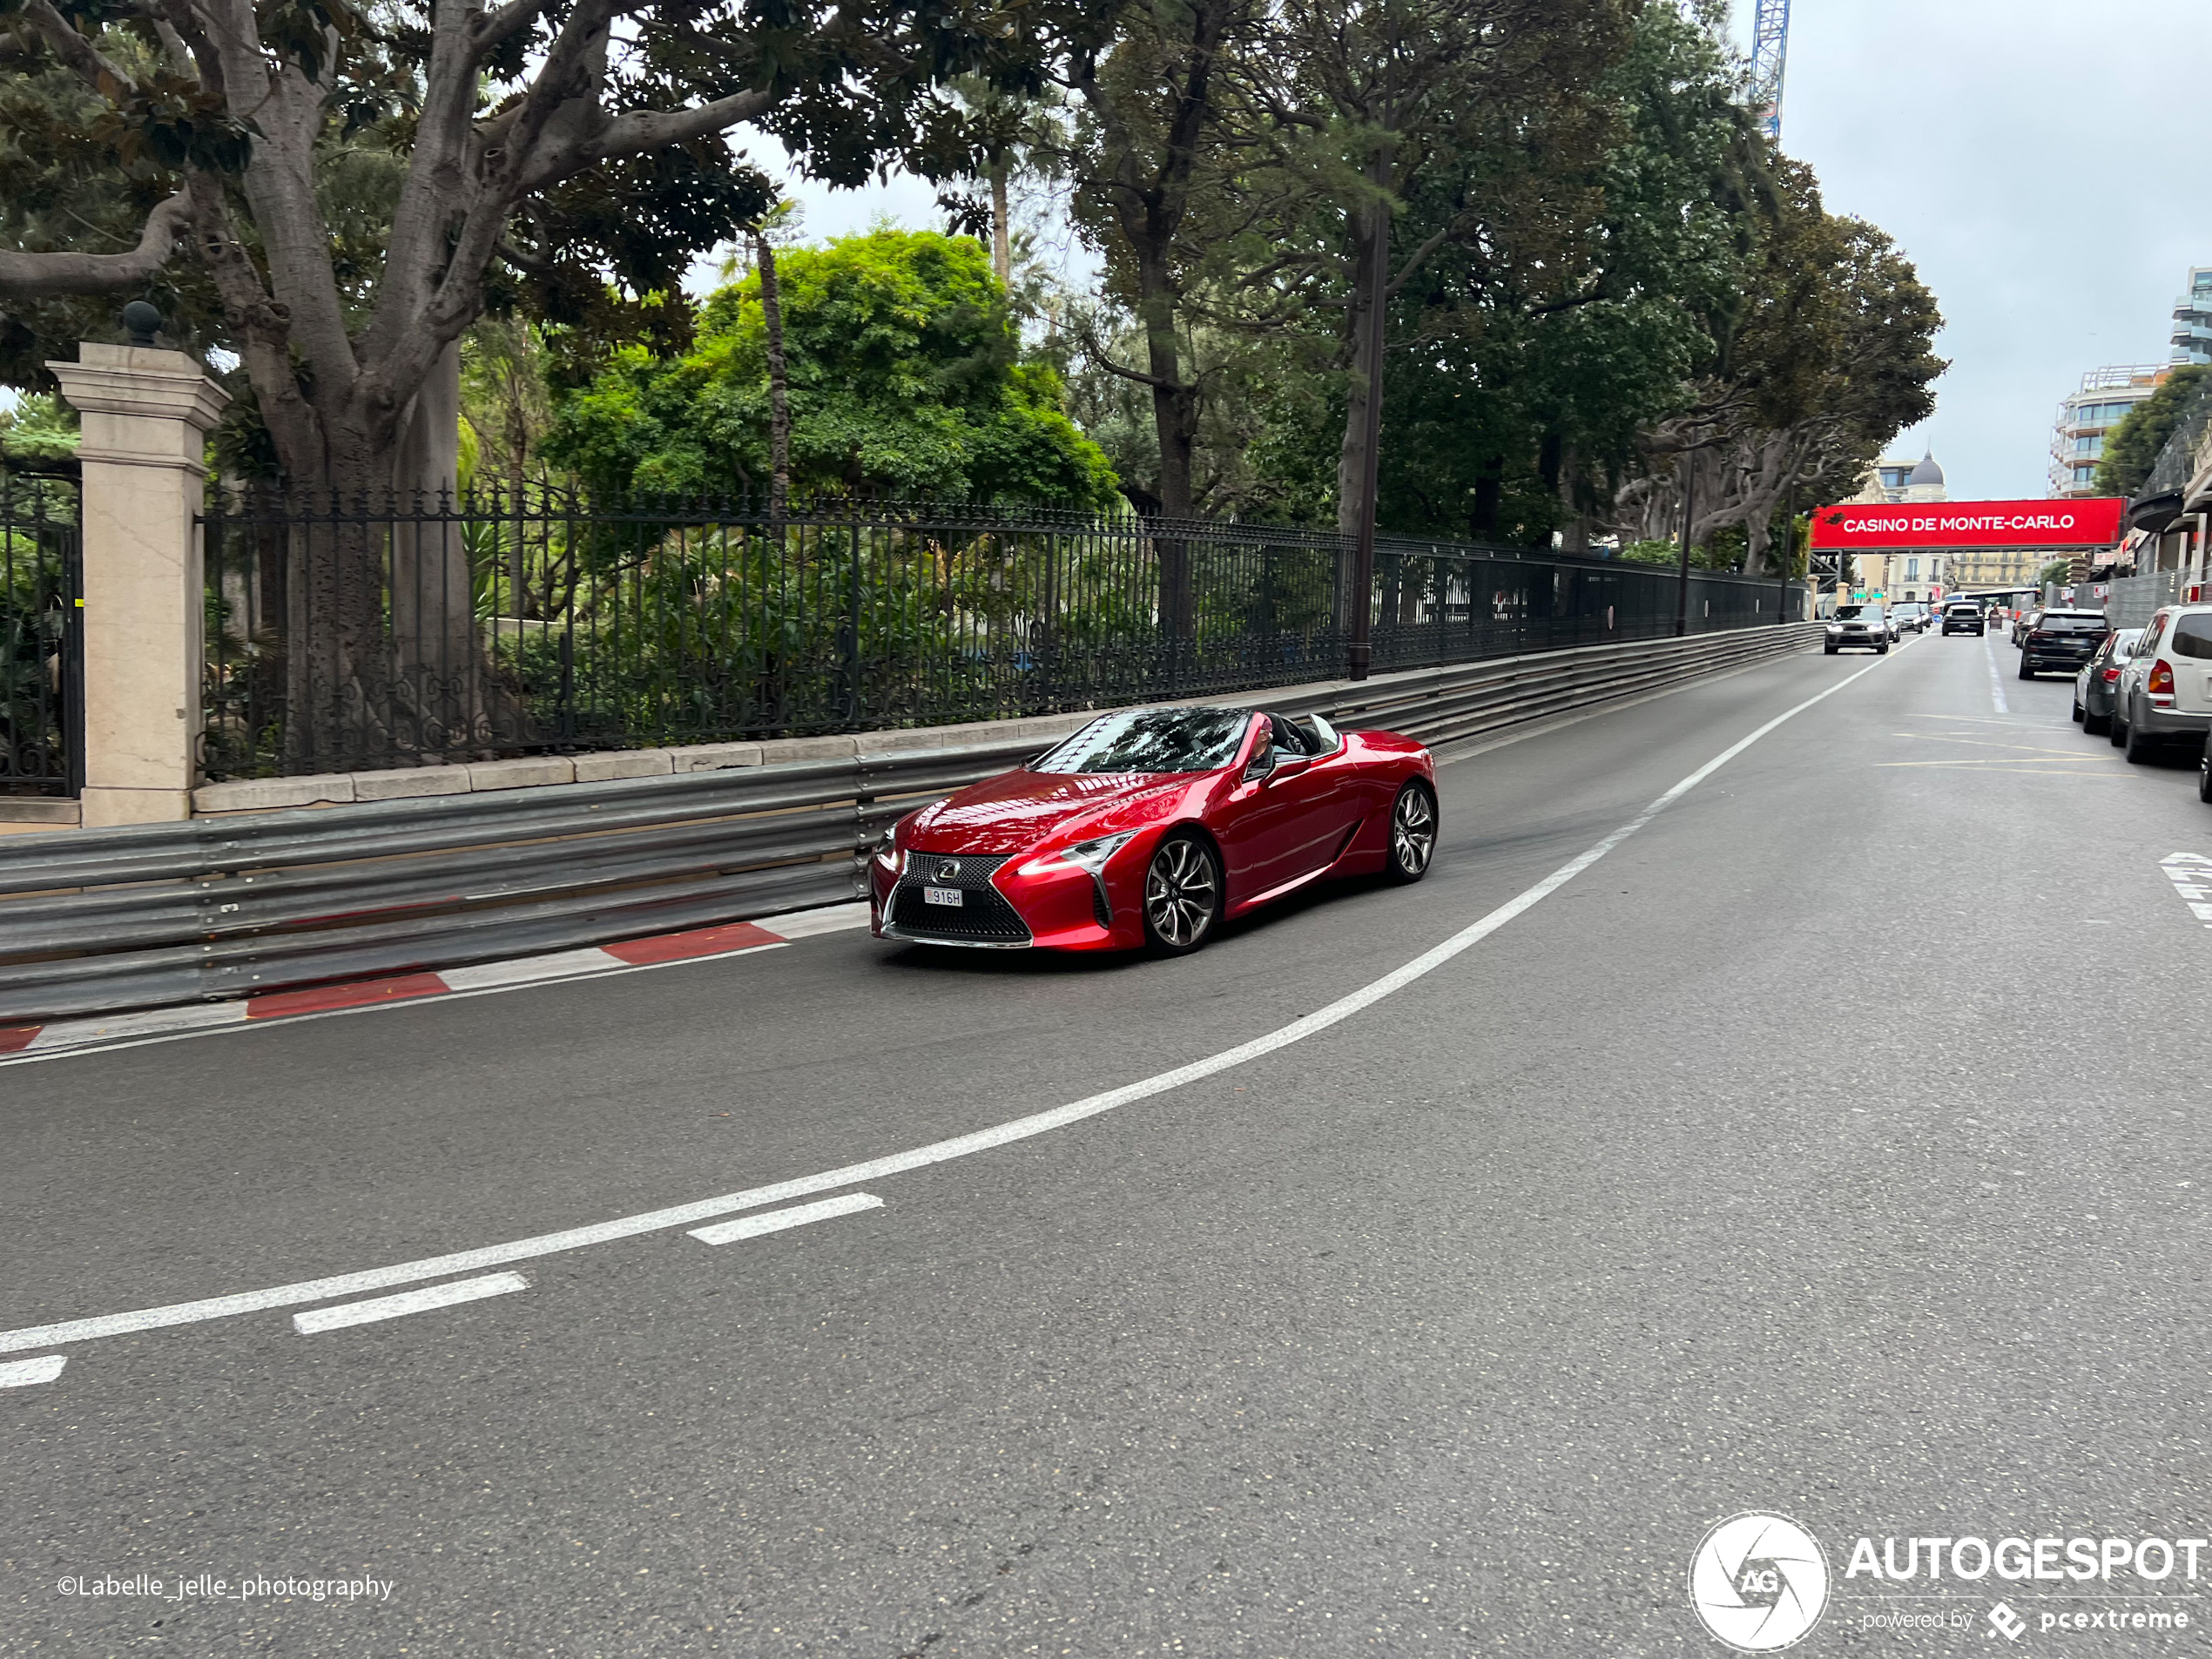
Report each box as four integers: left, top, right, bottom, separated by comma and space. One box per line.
2050, 365, 2166, 497
2171, 266, 2212, 366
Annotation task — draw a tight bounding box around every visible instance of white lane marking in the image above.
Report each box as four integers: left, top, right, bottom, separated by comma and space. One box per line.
27, 1002, 248, 1052
0, 1354, 66, 1386
0, 649, 1901, 1358
2160, 853, 2212, 927
1984, 632, 2011, 714
292, 1271, 530, 1334
759, 902, 871, 940
688, 1191, 882, 1245
441, 948, 625, 991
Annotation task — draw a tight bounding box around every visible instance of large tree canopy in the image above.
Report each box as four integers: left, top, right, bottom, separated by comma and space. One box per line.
544, 229, 1118, 507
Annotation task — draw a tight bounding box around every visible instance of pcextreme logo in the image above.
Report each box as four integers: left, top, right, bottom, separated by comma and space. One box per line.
1688, 1513, 1831, 1652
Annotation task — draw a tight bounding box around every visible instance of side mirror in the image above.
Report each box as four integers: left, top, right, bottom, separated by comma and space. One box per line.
1242, 749, 1276, 783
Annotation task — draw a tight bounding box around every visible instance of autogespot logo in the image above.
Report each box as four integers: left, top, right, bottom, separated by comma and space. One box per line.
1689, 1513, 1831, 1652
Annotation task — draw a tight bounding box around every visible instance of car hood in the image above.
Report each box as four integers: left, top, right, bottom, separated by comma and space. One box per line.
906, 768, 1201, 853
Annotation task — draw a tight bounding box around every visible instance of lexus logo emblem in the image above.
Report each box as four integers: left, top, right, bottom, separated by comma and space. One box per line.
936, 860, 961, 880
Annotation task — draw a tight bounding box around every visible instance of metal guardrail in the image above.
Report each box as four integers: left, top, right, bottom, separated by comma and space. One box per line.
0, 624, 1819, 1023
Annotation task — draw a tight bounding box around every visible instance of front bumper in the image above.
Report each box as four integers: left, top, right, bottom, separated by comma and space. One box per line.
871, 843, 1143, 951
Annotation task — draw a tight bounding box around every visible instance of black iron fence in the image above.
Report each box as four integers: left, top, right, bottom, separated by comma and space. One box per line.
200, 490, 1806, 780
1, 475, 83, 798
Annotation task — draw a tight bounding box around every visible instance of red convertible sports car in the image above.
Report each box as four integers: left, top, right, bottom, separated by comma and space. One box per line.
871, 705, 1438, 954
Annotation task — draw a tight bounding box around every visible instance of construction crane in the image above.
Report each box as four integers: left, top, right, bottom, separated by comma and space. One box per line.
1750, 0, 1791, 144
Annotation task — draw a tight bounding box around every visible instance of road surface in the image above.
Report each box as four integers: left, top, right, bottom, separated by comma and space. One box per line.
4, 628, 2208, 1655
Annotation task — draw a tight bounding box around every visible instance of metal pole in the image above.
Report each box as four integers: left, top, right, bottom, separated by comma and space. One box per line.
1347, 16, 1393, 683
1673, 449, 1696, 637
1777, 482, 1795, 624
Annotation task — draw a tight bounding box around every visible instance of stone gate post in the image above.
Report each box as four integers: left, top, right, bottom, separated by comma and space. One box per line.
47, 340, 229, 827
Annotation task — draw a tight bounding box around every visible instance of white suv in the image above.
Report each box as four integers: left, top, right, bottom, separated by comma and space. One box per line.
2113, 604, 2212, 765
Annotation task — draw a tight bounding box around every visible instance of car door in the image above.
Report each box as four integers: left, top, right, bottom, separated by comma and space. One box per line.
1213, 714, 1353, 901
2121, 612, 2168, 718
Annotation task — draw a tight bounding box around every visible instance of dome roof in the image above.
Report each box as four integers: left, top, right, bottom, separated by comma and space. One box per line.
1908, 450, 1945, 487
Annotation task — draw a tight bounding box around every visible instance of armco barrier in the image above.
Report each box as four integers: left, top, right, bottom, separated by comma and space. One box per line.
0, 624, 1819, 1022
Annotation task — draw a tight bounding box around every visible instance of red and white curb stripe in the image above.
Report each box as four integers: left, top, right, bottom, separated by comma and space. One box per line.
0, 902, 871, 1062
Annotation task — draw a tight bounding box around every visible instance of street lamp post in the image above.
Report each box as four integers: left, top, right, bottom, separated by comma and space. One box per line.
1673, 449, 1696, 637
1777, 482, 1795, 624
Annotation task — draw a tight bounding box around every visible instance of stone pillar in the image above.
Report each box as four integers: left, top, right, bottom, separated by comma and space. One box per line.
46, 344, 229, 826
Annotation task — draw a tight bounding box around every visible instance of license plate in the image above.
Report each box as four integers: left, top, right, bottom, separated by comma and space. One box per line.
923, 886, 964, 907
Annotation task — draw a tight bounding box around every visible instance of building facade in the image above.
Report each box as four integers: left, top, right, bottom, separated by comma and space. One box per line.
2050, 365, 2167, 497
2170, 266, 2212, 367
1849, 453, 1953, 600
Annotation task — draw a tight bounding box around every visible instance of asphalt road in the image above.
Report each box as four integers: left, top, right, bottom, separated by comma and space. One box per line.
5, 625, 2211, 1656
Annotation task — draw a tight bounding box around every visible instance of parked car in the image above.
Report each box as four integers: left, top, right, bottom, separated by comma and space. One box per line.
1824, 604, 1892, 655
1940, 600, 1986, 635
871, 705, 1437, 955
2110, 604, 2212, 763
2074, 628, 2143, 735
2012, 608, 2043, 646
2020, 609, 2109, 680
1889, 602, 1931, 634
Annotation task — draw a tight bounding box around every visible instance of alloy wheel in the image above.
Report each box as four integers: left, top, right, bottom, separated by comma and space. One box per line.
1390, 784, 1436, 880
1144, 836, 1219, 951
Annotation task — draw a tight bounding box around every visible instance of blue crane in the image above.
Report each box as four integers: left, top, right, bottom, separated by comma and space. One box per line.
1750, 0, 1791, 143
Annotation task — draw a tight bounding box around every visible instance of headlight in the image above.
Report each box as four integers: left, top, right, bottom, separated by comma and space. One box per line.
873, 827, 903, 873
1018, 831, 1136, 879
1825, 624, 1843, 634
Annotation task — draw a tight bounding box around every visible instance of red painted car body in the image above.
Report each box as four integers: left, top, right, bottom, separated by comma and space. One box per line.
870, 706, 1437, 952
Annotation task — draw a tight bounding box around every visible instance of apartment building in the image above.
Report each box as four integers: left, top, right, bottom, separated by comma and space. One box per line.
2050, 365, 2165, 497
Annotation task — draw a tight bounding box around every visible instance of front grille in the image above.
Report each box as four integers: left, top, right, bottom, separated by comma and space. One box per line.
890, 853, 1031, 943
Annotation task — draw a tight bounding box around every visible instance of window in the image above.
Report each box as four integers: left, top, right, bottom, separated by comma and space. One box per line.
1906, 558, 1919, 580
2170, 614, 2212, 660
2074, 435, 2103, 455
1035, 708, 1253, 774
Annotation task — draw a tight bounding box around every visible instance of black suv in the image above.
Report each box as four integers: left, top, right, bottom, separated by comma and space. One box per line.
2019, 609, 2109, 680
1940, 600, 1985, 635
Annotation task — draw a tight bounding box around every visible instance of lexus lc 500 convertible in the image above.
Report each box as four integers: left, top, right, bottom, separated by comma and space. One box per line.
870, 705, 1439, 955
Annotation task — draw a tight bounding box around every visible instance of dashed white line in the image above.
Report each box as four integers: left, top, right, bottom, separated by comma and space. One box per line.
0, 650, 1903, 1359
292, 1271, 530, 1334
0, 1355, 66, 1386
689, 1192, 883, 1244
1984, 631, 2011, 714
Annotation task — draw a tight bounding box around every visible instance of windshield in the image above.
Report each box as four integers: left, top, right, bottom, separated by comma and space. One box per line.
2039, 615, 2108, 633
1836, 605, 1880, 620
1032, 708, 1252, 774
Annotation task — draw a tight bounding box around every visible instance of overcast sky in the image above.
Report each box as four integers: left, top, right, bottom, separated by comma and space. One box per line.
735, 0, 2211, 505
1735, 0, 2211, 501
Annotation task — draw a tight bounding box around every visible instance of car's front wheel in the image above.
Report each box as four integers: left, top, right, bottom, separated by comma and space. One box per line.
1386, 780, 1437, 883
1143, 832, 1221, 954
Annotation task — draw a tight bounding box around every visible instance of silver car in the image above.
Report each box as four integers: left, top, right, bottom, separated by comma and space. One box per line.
2073, 628, 2141, 736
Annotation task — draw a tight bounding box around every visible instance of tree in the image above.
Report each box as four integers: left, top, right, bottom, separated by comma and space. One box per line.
543, 229, 1118, 507
2095, 366, 2209, 498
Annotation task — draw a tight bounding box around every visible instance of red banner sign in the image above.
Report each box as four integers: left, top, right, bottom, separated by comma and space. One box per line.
1808, 498, 2124, 550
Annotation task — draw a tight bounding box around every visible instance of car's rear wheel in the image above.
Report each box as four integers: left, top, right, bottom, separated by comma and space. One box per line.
2071, 693, 2084, 722
1386, 780, 1437, 883
2085, 705, 2110, 736
2125, 705, 2155, 764
2200, 734, 2212, 803
1143, 832, 1221, 954
2110, 710, 2128, 746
